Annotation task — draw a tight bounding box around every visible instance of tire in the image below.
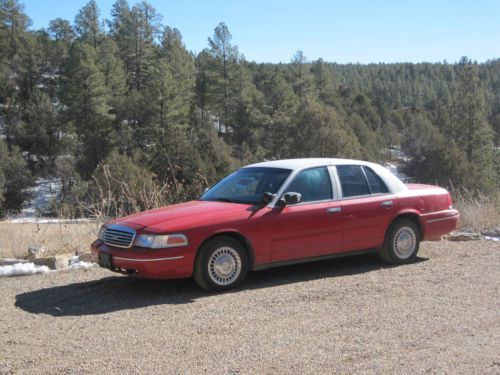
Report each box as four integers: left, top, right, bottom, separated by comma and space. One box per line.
193, 236, 249, 292
379, 218, 420, 264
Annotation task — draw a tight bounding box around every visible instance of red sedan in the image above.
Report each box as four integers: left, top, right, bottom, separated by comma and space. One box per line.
91, 158, 459, 291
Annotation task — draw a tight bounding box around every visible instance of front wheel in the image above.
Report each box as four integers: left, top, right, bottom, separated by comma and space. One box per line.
193, 236, 249, 292
379, 218, 420, 264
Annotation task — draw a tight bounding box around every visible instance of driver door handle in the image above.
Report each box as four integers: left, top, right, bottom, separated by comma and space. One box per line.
381, 200, 393, 208
327, 207, 342, 214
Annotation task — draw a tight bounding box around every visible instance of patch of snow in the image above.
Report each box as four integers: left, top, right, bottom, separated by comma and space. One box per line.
69, 255, 94, 270
20, 178, 62, 217
383, 147, 414, 182
0, 262, 51, 277
384, 162, 409, 182
385, 162, 398, 175
387, 146, 411, 162
484, 236, 500, 242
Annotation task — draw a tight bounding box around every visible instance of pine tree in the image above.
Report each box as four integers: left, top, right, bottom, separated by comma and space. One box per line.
451, 57, 495, 191
16, 32, 43, 101
289, 50, 314, 100
0, 0, 30, 59
96, 36, 127, 97
402, 113, 469, 188
108, 0, 134, 88
229, 61, 266, 159
206, 22, 239, 134
48, 18, 74, 89
160, 27, 195, 127
194, 50, 212, 128
491, 113, 500, 147
0, 139, 33, 214
62, 42, 114, 178
74, 0, 101, 48
129, 1, 162, 90
311, 58, 335, 104
262, 66, 297, 114
48, 18, 74, 43
145, 58, 175, 133
292, 100, 361, 158
16, 89, 61, 169
349, 113, 380, 160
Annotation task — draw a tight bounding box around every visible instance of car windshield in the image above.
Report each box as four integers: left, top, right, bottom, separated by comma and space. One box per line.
200, 167, 291, 205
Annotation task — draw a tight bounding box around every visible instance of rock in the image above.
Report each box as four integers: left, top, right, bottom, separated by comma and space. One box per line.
32, 254, 71, 270
32, 257, 56, 269
0, 258, 28, 266
54, 254, 72, 269
27, 244, 48, 259
77, 252, 93, 263
480, 228, 500, 237
447, 232, 482, 241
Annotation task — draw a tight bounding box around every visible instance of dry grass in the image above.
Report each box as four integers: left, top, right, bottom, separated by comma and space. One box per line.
1, 188, 497, 259
452, 190, 500, 230
69, 162, 206, 221
0, 222, 99, 259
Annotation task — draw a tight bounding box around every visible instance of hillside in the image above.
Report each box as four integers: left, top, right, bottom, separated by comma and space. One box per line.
0, 0, 499, 218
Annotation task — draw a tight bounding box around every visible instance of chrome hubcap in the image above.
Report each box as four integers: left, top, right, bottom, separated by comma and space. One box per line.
393, 226, 416, 259
208, 247, 241, 286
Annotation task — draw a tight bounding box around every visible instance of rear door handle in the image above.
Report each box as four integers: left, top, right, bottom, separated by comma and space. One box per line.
381, 200, 393, 208
327, 207, 342, 214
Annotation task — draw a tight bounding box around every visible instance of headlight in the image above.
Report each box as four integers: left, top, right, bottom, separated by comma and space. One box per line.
98, 225, 106, 240
134, 234, 188, 249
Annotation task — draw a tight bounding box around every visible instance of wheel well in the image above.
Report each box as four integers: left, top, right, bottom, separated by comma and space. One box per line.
197, 232, 255, 268
391, 213, 422, 238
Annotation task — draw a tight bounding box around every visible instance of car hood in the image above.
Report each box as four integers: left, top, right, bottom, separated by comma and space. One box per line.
110, 200, 253, 233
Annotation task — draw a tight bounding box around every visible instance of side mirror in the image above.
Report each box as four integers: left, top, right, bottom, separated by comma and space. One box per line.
261, 192, 276, 204
279, 192, 302, 206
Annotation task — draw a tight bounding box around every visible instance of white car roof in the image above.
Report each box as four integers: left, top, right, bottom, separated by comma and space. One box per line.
244, 158, 408, 193
246, 158, 377, 170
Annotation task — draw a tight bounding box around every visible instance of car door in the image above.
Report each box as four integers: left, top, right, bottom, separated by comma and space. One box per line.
261, 166, 343, 263
335, 165, 397, 252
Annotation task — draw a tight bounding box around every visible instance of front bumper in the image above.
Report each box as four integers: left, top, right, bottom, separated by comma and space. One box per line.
90, 240, 195, 279
421, 209, 460, 240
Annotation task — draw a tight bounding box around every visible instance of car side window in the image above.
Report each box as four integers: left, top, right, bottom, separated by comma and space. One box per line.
286, 167, 332, 203
336, 165, 371, 198
363, 166, 389, 194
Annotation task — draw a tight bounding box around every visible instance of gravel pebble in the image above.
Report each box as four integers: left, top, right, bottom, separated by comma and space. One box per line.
0, 241, 499, 374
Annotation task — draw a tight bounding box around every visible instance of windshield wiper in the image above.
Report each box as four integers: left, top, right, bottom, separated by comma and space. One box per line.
212, 197, 236, 203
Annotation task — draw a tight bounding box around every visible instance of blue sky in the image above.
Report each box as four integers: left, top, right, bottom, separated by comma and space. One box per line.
22, 0, 500, 64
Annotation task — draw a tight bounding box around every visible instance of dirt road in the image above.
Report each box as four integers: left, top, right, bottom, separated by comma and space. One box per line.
1, 241, 499, 374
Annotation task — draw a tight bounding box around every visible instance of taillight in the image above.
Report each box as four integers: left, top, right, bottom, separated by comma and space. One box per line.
447, 193, 453, 210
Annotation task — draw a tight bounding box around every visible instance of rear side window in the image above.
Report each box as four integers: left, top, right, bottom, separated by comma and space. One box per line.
336, 165, 370, 197
363, 167, 389, 194
286, 167, 332, 203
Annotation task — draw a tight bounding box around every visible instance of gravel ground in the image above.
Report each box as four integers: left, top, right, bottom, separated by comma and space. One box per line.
1, 241, 499, 374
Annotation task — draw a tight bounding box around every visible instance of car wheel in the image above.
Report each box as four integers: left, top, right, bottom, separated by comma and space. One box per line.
193, 236, 249, 292
379, 218, 420, 264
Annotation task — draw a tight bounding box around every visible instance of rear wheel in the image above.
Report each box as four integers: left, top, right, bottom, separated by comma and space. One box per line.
193, 236, 249, 292
379, 218, 420, 264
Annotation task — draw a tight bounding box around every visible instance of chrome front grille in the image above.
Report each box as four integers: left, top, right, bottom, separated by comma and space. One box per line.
103, 225, 136, 248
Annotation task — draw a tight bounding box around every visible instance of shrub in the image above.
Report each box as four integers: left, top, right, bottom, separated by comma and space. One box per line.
451, 188, 500, 230
69, 151, 194, 221
0, 141, 34, 216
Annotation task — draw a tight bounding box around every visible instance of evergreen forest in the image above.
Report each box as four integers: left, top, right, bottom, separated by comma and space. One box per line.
1, 0, 499, 217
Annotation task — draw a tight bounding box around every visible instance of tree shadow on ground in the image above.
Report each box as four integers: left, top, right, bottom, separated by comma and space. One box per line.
15, 253, 428, 317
